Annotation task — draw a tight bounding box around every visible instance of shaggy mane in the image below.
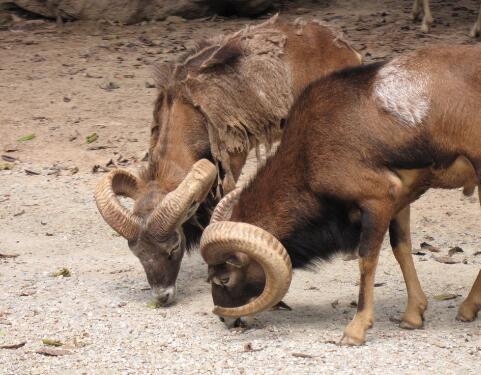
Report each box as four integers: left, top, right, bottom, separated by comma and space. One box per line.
152, 14, 355, 191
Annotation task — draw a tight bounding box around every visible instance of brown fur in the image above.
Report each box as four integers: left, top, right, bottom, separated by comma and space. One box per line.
208, 44, 481, 344
128, 15, 362, 303
149, 14, 361, 192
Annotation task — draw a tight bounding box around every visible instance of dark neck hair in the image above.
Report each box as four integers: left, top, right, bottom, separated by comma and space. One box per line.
280, 195, 361, 268
183, 191, 217, 251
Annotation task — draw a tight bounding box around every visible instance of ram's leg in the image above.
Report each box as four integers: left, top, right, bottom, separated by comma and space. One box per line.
412, 0, 421, 21
457, 161, 481, 320
457, 271, 481, 322
341, 200, 392, 346
389, 206, 428, 329
421, 0, 433, 33
470, 5, 481, 37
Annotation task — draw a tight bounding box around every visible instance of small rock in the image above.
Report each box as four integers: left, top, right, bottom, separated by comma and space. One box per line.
165, 16, 186, 24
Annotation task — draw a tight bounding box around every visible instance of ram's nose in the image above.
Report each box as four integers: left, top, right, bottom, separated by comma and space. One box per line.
219, 316, 254, 329
151, 285, 176, 306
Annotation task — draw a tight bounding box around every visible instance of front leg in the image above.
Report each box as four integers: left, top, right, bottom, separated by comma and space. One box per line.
421, 0, 433, 33
457, 270, 481, 322
389, 206, 428, 329
341, 200, 392, 346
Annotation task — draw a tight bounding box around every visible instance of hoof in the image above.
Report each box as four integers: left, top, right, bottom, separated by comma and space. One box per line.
456, 309, 477, 323
420, 23, 430, 33
220, 316, 253, 329
399, 319, 424, 330
339, 334, 365, 346
469, 28, 480, 38
462, 185, 476, 196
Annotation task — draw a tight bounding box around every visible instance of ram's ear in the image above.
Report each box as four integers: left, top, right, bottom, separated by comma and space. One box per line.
225, 252, 250, 268
199, 39, 243, 71
153, 62, 173, 91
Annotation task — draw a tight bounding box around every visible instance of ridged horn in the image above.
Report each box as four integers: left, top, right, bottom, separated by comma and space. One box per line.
200, 221, 292, 317
95, 169, 143, 241
210, 188, 242, 224
147, 159, 217, 237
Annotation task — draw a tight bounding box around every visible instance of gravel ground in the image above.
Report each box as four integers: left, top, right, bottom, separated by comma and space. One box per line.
1, 0, 481, 373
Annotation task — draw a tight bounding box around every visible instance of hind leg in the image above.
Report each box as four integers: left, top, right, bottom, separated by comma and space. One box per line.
389, 206, 428, 329
457, 161, 481, 320
470, 5, 481, 38
457, 271, 481, 321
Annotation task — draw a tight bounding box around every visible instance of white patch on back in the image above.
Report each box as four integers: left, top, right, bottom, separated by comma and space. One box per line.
374, 60, 430, 127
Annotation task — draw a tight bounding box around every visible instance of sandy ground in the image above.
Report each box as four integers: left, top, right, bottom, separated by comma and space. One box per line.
1, 0, 481, 373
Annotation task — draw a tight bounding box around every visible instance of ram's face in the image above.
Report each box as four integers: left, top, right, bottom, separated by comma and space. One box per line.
208, 254, 266, 319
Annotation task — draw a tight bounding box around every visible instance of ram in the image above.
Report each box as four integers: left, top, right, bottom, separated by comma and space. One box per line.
94, 15, 362, 306
201, 44, 481, 345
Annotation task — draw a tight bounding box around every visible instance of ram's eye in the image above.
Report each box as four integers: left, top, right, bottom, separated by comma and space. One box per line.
151, 125, 159, 137
168, 242, 181, 259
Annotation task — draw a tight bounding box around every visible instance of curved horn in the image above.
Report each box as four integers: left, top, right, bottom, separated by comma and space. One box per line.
200, 221, 292, 317
210, 188, 242, 224
95, 169, 143, 241
147, 159, 217, 237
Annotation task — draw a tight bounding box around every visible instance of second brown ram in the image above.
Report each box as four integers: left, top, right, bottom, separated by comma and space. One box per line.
201, 44, 481, 345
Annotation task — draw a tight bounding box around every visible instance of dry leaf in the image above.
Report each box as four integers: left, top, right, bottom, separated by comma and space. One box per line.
1, 155, 17, 162
433, 293, 458, 301
86, 133, 98, 144
13, 210, 25, 217
243, 343, 262, 352
271, 301, 292, 311
51, 268, 71, 277
434, 256, 460, 265
0, 163, 14, 170
0, 253, 19, 259
35, 348, 71, 356
448, 247, 463, 257
19, 290, 36, 296
420, 242, 440, 253
42, 338, 63, 347
17, 134, 35, 142
0, 341, 26, 349
292, 352, 314, 358
92, 165, 111, 173
24, 169, 40, 175
146, 301, 162, 309
100, 82, 119, 91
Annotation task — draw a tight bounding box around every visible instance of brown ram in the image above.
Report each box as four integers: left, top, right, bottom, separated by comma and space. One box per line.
201, 44, 481, 345
94, 15, 362, 305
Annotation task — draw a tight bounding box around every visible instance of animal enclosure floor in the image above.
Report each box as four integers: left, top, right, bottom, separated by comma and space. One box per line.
1, 0, 481, 373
